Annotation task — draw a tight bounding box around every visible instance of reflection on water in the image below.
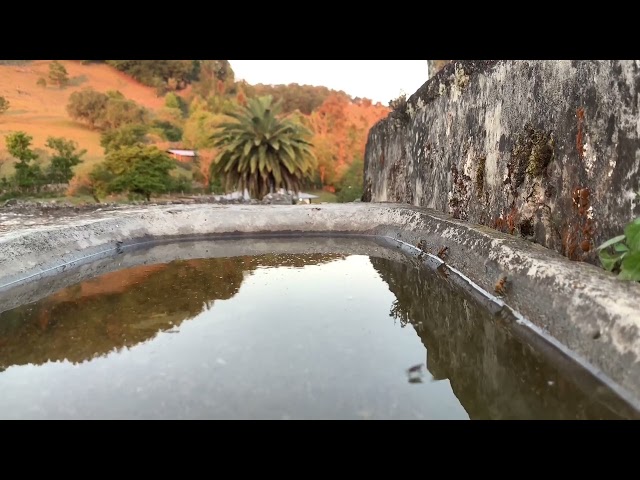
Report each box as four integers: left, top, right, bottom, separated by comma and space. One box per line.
371, 258, 630, 420
0, 254, 341, 370
0, 251, 631, 419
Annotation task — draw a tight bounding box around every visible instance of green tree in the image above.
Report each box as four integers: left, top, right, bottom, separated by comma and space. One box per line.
206, 60, 234, 83
87, 164, 114, 201
5, 132, 44, 190
100, 124, 148, 154
45, 137, 86, 183
105, 60, 197, 91
210, 96, 315, 199
67, 89, 109, 129
67, 89, 147, 131
335, 157, 364, 202
5, 132, 37, 162
151, 120, 182, 142
246, 83, 336, 115
48, 61, 69, 87
183, 110, 225, 149
96, 145, 175, 201
192, 60, 235, 97
165, 92, 187, 115
0, 96, 9, 114
206, 94, 235, 115
101, 96, 147, 130
36, 77, 47, 88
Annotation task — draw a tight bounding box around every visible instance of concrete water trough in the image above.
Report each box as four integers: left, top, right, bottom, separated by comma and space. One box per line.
1, 202, 639, 418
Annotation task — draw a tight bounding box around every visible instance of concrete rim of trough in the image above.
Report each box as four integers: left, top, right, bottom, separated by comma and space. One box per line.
1, 202, 639, 415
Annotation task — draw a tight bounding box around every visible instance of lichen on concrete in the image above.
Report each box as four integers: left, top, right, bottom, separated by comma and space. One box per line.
364, 60, 640, 266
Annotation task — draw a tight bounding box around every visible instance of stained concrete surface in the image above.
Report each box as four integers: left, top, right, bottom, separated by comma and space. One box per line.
364, 60, 640, 266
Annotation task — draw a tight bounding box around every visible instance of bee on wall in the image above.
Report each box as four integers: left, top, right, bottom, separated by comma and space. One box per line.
494, 276, 508, 296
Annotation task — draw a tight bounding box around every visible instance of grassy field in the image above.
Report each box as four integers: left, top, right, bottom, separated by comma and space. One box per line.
0, 60, 166, 177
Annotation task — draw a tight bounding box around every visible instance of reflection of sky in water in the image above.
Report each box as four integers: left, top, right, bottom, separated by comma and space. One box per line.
0, 255, 469, 420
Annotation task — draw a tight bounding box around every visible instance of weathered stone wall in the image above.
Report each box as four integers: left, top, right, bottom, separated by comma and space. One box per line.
363, 60, 640, 264
427, 60, 451, 79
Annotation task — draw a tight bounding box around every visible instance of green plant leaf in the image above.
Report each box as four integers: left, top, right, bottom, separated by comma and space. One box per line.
624, 219, 640, 251
599, 250, 625, 271
595, 234, 626, 251
614, 243, 630, 253
618, 251, 640, 281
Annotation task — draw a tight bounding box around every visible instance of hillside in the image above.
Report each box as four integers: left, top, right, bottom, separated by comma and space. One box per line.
0, 60, 165, 175
0, 60, 390, 200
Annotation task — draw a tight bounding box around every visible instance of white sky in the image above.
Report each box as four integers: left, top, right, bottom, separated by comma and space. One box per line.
229, 60, 429, 105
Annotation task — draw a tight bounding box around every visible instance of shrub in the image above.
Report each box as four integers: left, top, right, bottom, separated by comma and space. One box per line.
0, 96, 9, 114
596, 217, 640, 281
389, 93, 410, 122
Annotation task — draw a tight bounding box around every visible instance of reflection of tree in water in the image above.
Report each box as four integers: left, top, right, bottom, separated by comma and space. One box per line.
389, 299, 410, 328
248, 253, 345, 270
0, 253, 342, 370
369, 257, 629, 420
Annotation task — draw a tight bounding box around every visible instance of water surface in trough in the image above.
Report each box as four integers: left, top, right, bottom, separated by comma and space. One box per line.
0, 251, 630, 419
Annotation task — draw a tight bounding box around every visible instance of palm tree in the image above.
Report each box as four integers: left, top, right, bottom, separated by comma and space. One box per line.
210, 95, 316, 199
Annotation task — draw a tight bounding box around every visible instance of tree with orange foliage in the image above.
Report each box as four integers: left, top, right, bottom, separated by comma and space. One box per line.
193, 148, 218, 190
67, 173, 101, 203
307, 93, 389, 189
236, 89, 247, 106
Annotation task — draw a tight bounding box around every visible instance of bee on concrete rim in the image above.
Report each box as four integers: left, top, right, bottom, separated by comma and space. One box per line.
494, 276, 508, 296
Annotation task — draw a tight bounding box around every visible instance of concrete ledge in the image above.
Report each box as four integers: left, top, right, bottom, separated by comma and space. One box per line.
1, 202, 639, 404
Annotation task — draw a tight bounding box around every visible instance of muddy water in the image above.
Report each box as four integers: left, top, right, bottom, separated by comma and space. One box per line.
0, 252, 630, 419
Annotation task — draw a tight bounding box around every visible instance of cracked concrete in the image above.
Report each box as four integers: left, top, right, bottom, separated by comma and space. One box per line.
0, 202, 639, 406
